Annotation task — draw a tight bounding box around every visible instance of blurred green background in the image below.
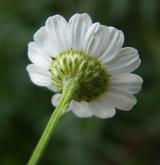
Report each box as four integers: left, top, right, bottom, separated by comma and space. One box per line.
0, 0, 160, 164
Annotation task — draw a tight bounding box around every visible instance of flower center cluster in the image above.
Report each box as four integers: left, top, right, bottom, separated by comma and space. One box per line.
50, 49, 109, 102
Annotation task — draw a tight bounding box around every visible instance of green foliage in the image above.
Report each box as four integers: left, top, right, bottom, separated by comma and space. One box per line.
0, 0, 160, 164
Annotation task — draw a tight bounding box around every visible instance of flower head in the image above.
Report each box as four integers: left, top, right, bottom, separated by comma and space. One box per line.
27, 13, 143, 119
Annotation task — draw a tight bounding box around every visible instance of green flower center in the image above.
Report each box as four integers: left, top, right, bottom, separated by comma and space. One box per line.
50, 49, 109, 102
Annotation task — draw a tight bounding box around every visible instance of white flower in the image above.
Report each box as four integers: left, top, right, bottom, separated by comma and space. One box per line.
27, 13, 143, 119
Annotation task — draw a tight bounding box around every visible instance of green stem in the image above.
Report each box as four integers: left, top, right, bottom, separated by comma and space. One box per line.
27, 80, 78, 165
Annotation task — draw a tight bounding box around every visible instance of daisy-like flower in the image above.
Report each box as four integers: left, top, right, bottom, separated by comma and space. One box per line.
27, 13, 143, 119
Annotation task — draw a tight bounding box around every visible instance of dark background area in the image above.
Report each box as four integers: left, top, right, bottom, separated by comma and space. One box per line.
0, 0, 160, 164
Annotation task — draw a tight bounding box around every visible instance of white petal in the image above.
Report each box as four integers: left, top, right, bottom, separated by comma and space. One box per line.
89, 95, 116, 119
47, 84, 57, 92
26, 64, 51, 86
45, 15, 68, 53
83, 24, 124, 59
70, 100, 93, 118
67, 13, 92, 50
28, 42, 52, 70
91, 104, 116, 119
99, 27, 124, 63
33, 26, 57, 57
105, 47, 141, 74
51, 93, 61, 107
110, 74, 143, 94
105, 87, 137, 111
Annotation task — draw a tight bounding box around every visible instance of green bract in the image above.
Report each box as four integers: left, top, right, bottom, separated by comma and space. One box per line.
50, 49, 109, 102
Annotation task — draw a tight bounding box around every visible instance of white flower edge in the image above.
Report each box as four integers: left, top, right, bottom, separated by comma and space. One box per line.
27, 13, 143, 119
51, 73, 143, 118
